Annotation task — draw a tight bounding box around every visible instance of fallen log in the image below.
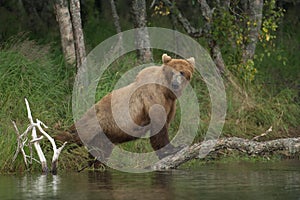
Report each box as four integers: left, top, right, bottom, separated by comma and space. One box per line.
151, 137, 300, 170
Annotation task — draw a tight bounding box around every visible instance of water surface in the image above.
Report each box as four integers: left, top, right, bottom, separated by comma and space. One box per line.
0, 160, 299, 200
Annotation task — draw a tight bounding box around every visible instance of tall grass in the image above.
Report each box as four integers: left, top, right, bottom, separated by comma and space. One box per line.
0, 36, 75, 172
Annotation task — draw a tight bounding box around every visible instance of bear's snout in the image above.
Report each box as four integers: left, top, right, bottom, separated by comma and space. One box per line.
171, 82, 180, 90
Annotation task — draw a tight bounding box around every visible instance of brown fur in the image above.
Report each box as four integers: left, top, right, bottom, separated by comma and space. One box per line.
56, 54, 195, 160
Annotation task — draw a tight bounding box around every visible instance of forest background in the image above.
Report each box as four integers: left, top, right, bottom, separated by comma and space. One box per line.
0, 0, 299, 172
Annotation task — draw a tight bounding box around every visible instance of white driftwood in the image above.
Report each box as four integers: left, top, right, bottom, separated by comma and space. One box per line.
36, 119, 67, 174
24, 98, 48, 172
12, 121, 28, 166
152, 137, 300, 170
25, 99, 48, 172
31, 126, 48, 172
12, 99, 67, 173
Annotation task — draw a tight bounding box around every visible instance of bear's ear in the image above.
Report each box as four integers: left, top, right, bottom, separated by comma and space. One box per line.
186, 57, 195, 67
162, 54, 172, 64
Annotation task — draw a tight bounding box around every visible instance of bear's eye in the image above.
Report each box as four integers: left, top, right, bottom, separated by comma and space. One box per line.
180, 71, 185, 76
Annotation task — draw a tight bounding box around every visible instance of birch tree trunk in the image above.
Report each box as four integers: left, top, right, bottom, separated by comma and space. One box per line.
110, 0, 122, 34
109, 0, 123, 52
53, 0, 76, 65
70, 0, 86, 69
242, 0, 264, 62
199, 0, 226, 73
131, 0, 153, 63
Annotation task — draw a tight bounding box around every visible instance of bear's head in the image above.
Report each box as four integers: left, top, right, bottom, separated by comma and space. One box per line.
162, 54, 195, 95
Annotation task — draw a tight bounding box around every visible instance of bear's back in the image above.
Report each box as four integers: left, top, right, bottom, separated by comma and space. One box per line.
135, 66, 162, 84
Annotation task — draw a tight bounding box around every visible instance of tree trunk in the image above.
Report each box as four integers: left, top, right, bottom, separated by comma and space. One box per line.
208, 40, 226, 74
152, 137, 300, 170
110, 0, 122, 34
242, 0, 264, 62
70, 0, 86, 69
199, 0, 226, 73
161, 0, 205, 39
53, 0, 76, 65
131, 0, 153, 63
109, 0, 123, 52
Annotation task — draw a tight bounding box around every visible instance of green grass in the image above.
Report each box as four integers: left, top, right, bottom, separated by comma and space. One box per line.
0, 37, 77, 173
1, 36, 298, 173
0, 7, 299, 173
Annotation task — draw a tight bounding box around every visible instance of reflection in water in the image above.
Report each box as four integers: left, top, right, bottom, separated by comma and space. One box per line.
87, 170, 174, 200
87, 171, 114, 199
19, 174, 60, 199
0, 161, 299, 200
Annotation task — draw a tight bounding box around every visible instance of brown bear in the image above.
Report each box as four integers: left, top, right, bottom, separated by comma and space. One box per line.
56, 54, 195, 162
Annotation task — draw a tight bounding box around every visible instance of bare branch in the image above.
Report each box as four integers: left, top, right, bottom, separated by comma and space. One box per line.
30, 136, 44, 143
25, 98, 33, 124
12, 121, 28, 166
150, 0, 157, 8
25, 98, 48, 172
252, 126, 273, 141
13, 99, 66, 174
36, 119, 67, 173
31, 126, 48, 172
20, 124, 34, 138
51, 141, 67, 174
161, 0, 205, 38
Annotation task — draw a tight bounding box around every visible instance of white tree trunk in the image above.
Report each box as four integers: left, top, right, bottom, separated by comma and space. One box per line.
131, 0, 153, 63
54, 0, 76, 65
109, 0, 123, 53
199, 0, 226, 73
110, 0, 122, 34
242, 0, 264, 62
70, 0, 86, 69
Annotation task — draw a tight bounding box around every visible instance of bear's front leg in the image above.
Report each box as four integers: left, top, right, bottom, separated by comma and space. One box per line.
150, 125, 182, 159
87, 131, 114, 164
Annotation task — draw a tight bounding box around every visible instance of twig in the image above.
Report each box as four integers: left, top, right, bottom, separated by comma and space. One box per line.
30, 136, 44, 143
150, 0, 157, 8
161, 0, 205, 38
12, 121, 28, 166
252, 126, 272, 141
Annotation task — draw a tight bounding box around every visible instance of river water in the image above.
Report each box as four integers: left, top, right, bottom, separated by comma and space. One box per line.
0, 160, 299, 200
